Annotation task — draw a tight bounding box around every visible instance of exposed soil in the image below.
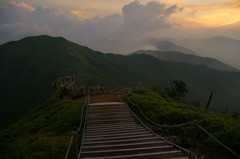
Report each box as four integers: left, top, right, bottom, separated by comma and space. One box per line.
77, 87, 132, 103
90, 94, 122, 103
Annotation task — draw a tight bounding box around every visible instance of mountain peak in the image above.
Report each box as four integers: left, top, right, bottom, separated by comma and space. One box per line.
206, 36, 240, 45
134, 50, 239, 72
148, 39, 197, 55
22, 35, 66, 41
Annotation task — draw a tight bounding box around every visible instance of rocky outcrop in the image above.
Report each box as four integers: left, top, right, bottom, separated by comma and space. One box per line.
51, 75, 85, 99
51, 76, 109, 99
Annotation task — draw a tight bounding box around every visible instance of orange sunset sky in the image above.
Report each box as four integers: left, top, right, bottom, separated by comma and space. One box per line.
3, 0, 240, 27
0, 0, 239, 45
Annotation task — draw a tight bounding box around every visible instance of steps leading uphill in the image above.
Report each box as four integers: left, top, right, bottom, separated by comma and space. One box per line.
79, 102, 189, 159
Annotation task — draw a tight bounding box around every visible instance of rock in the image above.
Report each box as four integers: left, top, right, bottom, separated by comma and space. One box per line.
51, 76, 109, 99
51, 75, 83, 99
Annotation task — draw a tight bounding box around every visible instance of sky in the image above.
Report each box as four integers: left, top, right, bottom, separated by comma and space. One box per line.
0, 0, 240, 54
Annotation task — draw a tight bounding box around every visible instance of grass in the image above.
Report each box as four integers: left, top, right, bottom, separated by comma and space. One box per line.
1, 88, 240, 158
126, 87, 240, 159
0, 99, 85, 159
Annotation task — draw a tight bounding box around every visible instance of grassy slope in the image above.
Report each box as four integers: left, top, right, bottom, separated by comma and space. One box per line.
0, 99, 84, 159
0, 88, 240, 158
126, 87, 240, 159
0, 35, 104, 127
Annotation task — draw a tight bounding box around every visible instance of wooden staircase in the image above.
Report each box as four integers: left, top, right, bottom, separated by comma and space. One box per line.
79, 102, 189, 159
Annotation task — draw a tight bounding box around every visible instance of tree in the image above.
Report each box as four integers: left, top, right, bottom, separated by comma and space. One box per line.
165, 80, 188, 100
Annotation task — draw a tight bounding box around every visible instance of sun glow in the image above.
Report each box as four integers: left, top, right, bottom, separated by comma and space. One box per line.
9, 1, 35, 11
174, 1, 240, 28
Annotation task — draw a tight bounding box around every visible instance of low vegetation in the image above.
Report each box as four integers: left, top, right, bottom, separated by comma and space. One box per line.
126, 87, 240, 159
1, 87, 240, 158
0, 99, 84, 159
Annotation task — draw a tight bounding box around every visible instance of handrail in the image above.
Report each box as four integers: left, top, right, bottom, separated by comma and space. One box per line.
126, 96, 240, 159
77, 95, 90, 159
64, 94, 89, 159
77, 95, 89, 133
197, 124, 240, 158
119, 96, 198, 159
64, 133, 75, 159
127, 97, 198, 128
123, 102, 198, 159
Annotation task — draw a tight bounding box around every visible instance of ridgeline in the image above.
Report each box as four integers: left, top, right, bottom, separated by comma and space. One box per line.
1, 35, 240, 129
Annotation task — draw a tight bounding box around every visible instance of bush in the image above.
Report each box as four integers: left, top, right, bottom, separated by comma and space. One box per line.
0, 99, 85, 159
126, 87, 240, 159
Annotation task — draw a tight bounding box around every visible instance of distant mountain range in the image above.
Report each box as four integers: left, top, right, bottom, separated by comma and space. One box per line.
162, 36, 240, 69
147, 39, 198, 55
1, 35, 240, 128
133, 50, 239, 72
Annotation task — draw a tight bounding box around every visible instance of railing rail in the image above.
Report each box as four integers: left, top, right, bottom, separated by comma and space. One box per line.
196, 123, 240, 158
64, 94, 89, 159
121, 97, 198, 159
127, 97, 198, 128
125, 97, 240, 159
77, 95, 89, 159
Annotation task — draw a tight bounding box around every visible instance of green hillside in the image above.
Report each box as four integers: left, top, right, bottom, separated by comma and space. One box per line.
1, 35, 240, 128
0, 99, 84, 159
0, 35, 107, 127
126, 87, 240, 159
1, 88, 239, 159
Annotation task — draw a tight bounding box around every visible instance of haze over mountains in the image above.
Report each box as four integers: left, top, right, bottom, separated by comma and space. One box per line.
146, 39, 198, 55
134, 50, 239, 72
165, 36, 240, 69
87, 36, 240, 71
1, 35, 240, 128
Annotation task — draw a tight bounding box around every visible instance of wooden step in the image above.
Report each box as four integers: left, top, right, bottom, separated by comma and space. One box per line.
79, 102, 188, 159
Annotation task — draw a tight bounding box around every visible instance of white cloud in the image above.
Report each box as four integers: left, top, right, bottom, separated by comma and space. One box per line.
118, 1, 178, 38
0, 23, 52, 43
0, 1, 181, 53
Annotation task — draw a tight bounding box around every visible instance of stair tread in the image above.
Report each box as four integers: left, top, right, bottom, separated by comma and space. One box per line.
79, 102, 188, 159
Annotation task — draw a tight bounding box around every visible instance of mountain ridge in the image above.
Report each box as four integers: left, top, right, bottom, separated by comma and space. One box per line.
147, 39, 198, 55
166, 36, 240, 69
1, 35, 240, 128
133, 50, 239, 72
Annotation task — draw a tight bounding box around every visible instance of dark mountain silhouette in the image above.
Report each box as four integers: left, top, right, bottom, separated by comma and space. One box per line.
1, 35, 240, 128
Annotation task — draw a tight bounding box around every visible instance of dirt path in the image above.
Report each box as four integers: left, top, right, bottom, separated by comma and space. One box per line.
77, 94, 123, 103
89, 94, 122, 103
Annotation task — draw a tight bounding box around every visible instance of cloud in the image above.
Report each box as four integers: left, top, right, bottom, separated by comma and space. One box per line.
0, 2, 77, 36
71, 9, 94, 19
175, 0, 240, 28
9, 1, 35, 11
113, 1, 181, 40
0, 1, 181, 53
0, 23, 52, 44
184, 0, 240, 11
